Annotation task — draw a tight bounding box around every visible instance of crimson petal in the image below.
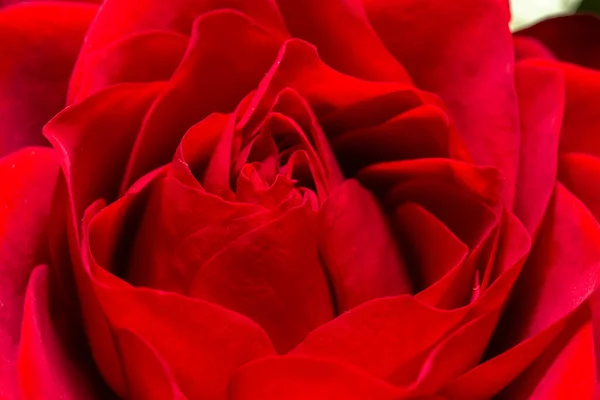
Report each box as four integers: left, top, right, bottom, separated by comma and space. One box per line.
81, 180, 276, 398
275, 0, 410, 82
44, 82, 164, 219
363, 0, 520, 205
291, 295, 467, 380
0, 148, 59, 398
229, 355, 411, 400
69, 0, 288, 100
73, 31, 188, 101
517, 14, 600, 71
498, 306, 596, 399
319, 179, 412, 312
121, 10, 284, 191
18, 265, 111, 399
513, 60, 563, 235
0, 2, 96, 157
115, 329, 186, 400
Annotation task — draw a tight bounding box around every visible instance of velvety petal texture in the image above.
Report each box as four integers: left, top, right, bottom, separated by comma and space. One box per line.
0, 2, 97, 157
2, 0, 600, 398
0, 148, 58, 398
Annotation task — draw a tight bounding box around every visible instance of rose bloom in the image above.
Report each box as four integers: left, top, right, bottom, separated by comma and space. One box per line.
1, 0, 600, 398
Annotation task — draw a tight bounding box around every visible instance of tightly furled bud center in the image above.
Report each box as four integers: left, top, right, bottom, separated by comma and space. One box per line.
189, 87, 344, 209
77, 39, 501, 359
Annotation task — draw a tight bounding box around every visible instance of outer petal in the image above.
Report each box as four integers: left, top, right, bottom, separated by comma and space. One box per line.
115, 329, 186, 400
0, 2, 97, 157
390, 311, 499, 396
444, 310, 578, 398
82, 176, 276, 399
514, 36, 556, 61
362, 0, 520, 204
0, 147, 58, 398
1, 0, 100, 5
291, 295, 467, 381
446, 184, 600, 398
496, 184, 600, 355
517, 15, 600, 71
558, 63, 600, 158
498, 305, 596, 399
229, 355, 411, 400
18, 265, 113, 400
559, 153, 600, 221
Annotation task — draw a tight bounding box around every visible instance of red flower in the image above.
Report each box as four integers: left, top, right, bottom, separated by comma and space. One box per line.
0, 1, 599, 399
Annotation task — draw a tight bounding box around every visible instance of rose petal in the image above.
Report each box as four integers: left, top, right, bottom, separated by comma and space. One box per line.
558, 63, 600, 158
558, 152, 600, 220
517, 14, 600, 71
124, 172, 265, 293
82, 179, 276, 398
44, 82, 164, 220
514, 36, 556, 62
361, 160, 500, 249
1, 0, 100, 5
115, 329, 186, 400
495, 183, 600, 349
443, 307, 581, 398
432, 213, 531, 397
359, 159, 518, 310
591, 289, 600, 385
321, 89, 429, 137
414, 226, 495, 310
74, 31, 189, 101
497, 305, 596, 399
0, 147, 58, 398
392, 202, 468, 293
331, 104, 454, 176
176, 112, 231, 183
70, 0, 288, 100
210, 89, 343, 201
238, 39, 419, 134
291, 295, 467, 380
269, 88, 345, 191
121, 9, 285, 191
363, 0, 520, 205
274, 0, 410, 82
319, 179, 412, 312
484, 210, 531, 298
229, 355, 410, 400
358, 159, 503, 208
18, 265, 112, 400
0, 2, 96, 157
513, 60, 563, 235
449, 184, 600, 398
187, 192, 333, 353
403, 311, 499, 394
44, 84, 167, 395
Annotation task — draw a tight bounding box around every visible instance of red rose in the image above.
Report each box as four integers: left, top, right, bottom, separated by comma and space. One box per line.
0, 0, 599, 399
